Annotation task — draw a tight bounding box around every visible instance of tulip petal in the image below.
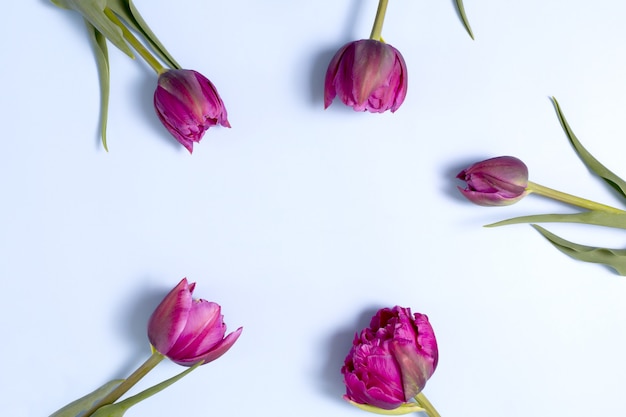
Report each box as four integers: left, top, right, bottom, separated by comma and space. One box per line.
174, 326, 243, 366
324, 43, 350, 108
168, 300, 225, 358
147, 279, 193, 355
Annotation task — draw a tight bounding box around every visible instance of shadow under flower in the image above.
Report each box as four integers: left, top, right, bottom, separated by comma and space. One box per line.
442, 155, 495, 204
106, 277, 171, 381
307, 0, 366, 108
317, 305, 381, 402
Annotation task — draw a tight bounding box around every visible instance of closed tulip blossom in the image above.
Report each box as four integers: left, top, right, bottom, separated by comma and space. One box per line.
148, 278, 242, 366
342, 306, 439, 414
456, 156, 529, 206
154, 69, 230, 153
324, 39, 407, 113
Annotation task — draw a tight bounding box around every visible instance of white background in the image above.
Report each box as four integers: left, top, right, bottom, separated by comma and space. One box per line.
3, 1, 626, 416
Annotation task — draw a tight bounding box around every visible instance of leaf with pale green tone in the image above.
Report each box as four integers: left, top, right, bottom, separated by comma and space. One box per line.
531, 225, 626, 275
486, 210, 626, 230
455, 0, 474, 39
346, 400, 426, 415
84, 20, 110, 151
108, 0, 181, 70
51, 0, 134, 58
49, 380, 122, 417
90, 361, 202, 417
552, 97, 626, 201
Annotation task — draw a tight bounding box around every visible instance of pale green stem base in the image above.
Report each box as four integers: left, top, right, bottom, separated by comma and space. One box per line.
82, 351, 164, 417
526, 181, 626, 214
103, 8, 165, 74
414, 392, 440, 417
369, 0, 389, 41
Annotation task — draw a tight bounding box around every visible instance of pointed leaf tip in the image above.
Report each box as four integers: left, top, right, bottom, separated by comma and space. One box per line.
531, 224, 626, 275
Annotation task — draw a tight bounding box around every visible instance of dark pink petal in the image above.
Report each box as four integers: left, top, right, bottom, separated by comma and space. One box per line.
147, 278, 193, 355
173, 326, 243, 366
168, 300, 225, 358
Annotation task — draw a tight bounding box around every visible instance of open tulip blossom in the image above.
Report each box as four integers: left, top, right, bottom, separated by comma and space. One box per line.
342, 306, 440, 416
457, 97, 626, 275
51, 0, 229, 152
50, 278, 242, 417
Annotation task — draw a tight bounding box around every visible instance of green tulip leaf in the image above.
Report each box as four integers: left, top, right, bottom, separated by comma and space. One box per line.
51, 0, 134, 58
84, 20, 110, 151
346, 400, 426, 415
455, 0, 474, 40
108, 0, 181, 69
531, 224, 626, 275
90, 361, 202, 417
552, 97, 626, 201
486, 210, 626, 230
49, 380, 123, 417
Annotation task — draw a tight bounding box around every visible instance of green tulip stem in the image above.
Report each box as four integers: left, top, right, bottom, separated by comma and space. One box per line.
103, 8, 166, 74
82, 351, 165, 417
369, 0, 389, 41
526, 181, 626, 214
414, 392, 440, 417
91, 361, 203, 416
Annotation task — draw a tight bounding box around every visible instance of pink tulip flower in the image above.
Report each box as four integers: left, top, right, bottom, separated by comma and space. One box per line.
342, 306, 438, 410
324, 39, 407, 113
147, 278, 242, 366
154, 69, 230, 153
457, 156, 529, 206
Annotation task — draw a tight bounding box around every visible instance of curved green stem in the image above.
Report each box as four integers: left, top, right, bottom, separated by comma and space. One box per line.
103, 8, 166, 74
82, 351, 165, 417
369, 0, 389, 41
526, 181, 626, 214
414, 392, 440, 417
90, 361, 203, 417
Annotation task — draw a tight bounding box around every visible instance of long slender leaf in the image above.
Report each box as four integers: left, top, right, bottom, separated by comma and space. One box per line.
49, 380, 123, 417
108, 0, 181, 69
486, 210, 626, 229
53, 0, 134, 58
532, 225, 626, 275
84, 21, 111, 151
90, 361, 201, 417
552, 97, 626, 201
455, 0, 474, 40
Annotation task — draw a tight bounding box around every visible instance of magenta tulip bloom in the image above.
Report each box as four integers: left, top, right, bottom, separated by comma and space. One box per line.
324, 39, 407, 113
457, 156, 529, 206
342, 306, 438, 410
147, 278, 242, 366
154, 69, 230, 153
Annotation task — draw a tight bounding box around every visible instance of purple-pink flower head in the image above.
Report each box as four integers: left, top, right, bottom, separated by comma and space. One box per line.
342, 306, 438, 410
154, 69, 230, 153
324, 39, 407, 113
457, 156, 529, 206
147, 278, 242, 367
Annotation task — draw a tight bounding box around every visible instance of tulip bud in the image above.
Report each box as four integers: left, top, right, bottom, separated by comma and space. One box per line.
154, 69, 230, 153
324, 39, 407, 113
147, 278, 242, 366
342, 306, 438, 411
456, 156, 529, 206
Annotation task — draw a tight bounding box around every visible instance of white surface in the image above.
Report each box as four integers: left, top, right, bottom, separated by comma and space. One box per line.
3, 1, 626, 416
